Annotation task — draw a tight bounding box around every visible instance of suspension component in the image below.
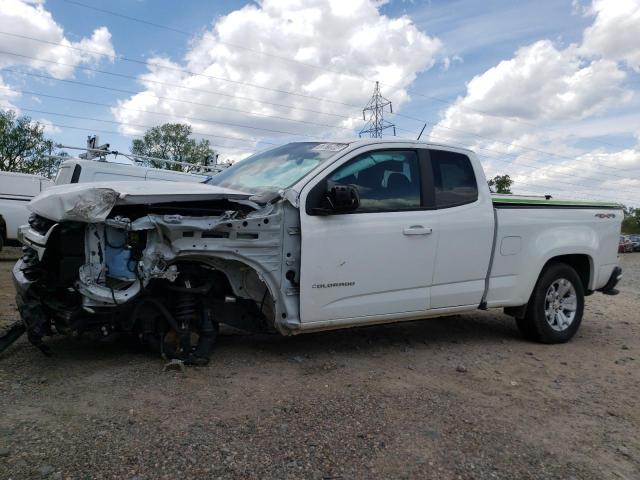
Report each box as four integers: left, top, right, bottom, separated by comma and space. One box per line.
174, 288, 198, 359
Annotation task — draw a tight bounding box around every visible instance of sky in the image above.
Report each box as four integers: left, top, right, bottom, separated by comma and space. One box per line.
0, 0, 639, 205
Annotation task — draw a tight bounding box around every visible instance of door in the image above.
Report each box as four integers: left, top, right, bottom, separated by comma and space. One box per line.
299, 147, 439, 324
427, 149, 495, 308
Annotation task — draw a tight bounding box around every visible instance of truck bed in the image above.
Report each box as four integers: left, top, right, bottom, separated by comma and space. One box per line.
487, 195, 622, 307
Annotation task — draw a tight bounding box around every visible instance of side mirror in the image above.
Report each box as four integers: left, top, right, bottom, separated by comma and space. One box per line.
312, 183, 360, 215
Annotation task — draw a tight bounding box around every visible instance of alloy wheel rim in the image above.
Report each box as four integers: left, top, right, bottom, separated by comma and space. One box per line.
544, 278, 578, 332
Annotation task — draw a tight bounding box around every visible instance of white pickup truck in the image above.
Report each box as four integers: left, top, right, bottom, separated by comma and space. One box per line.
8, 140, 623, 362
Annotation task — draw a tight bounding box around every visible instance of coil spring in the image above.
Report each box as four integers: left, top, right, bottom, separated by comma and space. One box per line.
174, 292, 198, 329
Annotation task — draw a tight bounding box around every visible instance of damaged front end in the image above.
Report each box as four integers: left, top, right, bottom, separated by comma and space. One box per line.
9, 182, 301, 363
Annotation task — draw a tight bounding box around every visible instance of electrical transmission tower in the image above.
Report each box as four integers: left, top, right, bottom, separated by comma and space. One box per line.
359, 81, 396, 138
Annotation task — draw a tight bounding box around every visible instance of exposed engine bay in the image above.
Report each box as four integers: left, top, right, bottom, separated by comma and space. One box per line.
10, 183, 302, 364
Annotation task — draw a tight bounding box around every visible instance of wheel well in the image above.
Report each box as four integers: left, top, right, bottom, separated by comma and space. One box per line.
506, 254, 592, 320
545, 254, 591, 290
0, 215, 6, 240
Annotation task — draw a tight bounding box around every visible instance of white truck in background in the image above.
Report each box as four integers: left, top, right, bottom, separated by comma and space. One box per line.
0, 159, 207, 251
9, 140, 624, 362
53, 159, 208, 185
0, 172, 52, 250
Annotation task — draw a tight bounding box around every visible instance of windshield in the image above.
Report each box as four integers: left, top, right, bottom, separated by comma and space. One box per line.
206, 142, 348, 193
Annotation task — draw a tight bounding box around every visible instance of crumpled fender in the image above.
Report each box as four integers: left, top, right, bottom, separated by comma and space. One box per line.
28, 181, 253, 222
29, 186, 119, 223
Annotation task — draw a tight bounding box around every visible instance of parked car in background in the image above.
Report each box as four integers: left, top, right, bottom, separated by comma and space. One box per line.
628, 234, 640, 252
619, 235, 634, 253
0, 171, 52, 251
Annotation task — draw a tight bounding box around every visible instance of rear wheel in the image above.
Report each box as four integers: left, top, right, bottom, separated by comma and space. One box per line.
517, 263, 584, 343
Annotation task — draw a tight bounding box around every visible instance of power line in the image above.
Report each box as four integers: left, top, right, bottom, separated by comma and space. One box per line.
0, 85, 337, 138
38, 112, 637, 201
59, 0, 195, 36
425, 133, 640, 196
0, 31, 632, 160
18, 117, 636, 202
57, 0, 633, 151
2, 68, 358, 133
0, 50, 352, 119
44, 119, 630, 202
0, 31, 361, 109
7, 82, 636, 194
57, 0, 406, 87
0, 42, 635, 190
412, 125, 640, 186
16, 107, 278, 147
42, 124, 260, 163
9, 89, 637, 195
436, 136, 639, 187
2, 49, 629, 177
400, 117, 629, 175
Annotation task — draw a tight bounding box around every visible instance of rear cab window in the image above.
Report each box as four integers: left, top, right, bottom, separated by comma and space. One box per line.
429, 149, 478, 208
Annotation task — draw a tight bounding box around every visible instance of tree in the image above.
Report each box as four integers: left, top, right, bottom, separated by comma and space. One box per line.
622, 205, 640, 234
488, 174, 513, 194
0, 109, 56, 176
131, 123, 216, 171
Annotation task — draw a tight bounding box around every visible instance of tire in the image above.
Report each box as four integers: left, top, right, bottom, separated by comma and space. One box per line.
517, 262, 585, 344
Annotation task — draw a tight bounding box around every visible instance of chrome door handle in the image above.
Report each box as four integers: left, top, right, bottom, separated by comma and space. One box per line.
403, 225, 432, 235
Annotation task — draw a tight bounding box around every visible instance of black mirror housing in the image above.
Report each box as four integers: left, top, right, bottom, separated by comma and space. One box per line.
328, 184, 360, 212
310, 183, 360, 215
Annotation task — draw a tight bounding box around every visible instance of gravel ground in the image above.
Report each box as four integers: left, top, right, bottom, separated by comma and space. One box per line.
0, 248, 639, 479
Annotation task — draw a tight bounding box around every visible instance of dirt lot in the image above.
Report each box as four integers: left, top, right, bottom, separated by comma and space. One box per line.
0, 248, 639, 480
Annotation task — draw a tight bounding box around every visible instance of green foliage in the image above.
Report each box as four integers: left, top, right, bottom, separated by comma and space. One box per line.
488, 174, 513, 194
0, 109, 59, 177
622, 205, 640, 234
131, 123, 215, 171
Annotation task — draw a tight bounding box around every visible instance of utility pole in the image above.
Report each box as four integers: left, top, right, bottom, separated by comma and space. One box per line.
359, 81, 395, 138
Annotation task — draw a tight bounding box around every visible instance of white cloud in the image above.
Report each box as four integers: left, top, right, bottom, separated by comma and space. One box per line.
429, 0, 640, 204
431, 40, 630, 143
112, 0, 442, 154
581, 0, 640, 72
0, 0, 115, 79
501, 145, 640, 204
0, 75, 19, 110
37, 117, 61, 134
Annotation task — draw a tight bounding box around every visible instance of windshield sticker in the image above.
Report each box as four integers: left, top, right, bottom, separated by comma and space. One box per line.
310, 143, 349, 152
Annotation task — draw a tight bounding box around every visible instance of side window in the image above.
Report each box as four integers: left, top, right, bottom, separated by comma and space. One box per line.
329, 150, 421, 212
430, 150, 478, 208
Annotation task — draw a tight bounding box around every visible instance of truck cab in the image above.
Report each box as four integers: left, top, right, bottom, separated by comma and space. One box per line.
296, 141, 494, 325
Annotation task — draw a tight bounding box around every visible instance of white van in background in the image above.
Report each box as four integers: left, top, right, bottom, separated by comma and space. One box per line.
54, 159, 208, 185
0, 172, 52, 250
1, 159, 209, 250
